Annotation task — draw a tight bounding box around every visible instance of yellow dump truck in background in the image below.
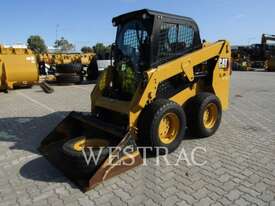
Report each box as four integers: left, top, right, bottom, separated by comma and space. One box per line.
0, 45, 39, 91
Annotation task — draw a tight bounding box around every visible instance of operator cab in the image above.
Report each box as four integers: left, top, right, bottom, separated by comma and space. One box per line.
112, 9, 202, 70
103, 9, 202, 100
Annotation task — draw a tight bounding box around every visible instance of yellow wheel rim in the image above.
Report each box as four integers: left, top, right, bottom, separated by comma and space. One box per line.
158, 113, 180, 144
203, 103, 218, 129
73, 137, 109, 152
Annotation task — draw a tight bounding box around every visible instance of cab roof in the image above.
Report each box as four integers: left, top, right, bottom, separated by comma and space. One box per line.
112, 9, 197, 26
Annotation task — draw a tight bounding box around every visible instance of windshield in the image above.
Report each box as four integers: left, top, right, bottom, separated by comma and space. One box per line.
115, 19, 152, 71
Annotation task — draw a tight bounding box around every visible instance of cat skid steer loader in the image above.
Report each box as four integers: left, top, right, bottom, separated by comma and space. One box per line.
39, 9, 231, 191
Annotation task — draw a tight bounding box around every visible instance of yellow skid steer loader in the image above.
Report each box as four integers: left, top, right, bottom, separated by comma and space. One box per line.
39, 9, 231, 191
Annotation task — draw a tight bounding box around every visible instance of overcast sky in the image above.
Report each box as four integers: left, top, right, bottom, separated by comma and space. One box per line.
1, 0, 274, 50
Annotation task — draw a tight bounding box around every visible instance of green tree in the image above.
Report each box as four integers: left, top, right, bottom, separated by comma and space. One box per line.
81, 46, 93, 53
54, 37, 75, 52
27, 35, 47, 53
93, 43, 111, 59
104, 45, 112, 59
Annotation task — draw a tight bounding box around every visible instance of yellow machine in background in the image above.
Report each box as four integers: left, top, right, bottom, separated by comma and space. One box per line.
37, 53, 96, 83
233, 34, 275, 72
266, 57, 275, 71
231, 46, 253, 71
79, 53, 96, 65
38, 53, 95, 66
0, 45, 39, 90
262, 34, 275, 72
0, 59, 4, 91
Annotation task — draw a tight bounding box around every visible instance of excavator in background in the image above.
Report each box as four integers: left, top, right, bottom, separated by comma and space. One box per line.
39, 9, 232, 191
232, 34, 275, 71
261, 34, 275, 71
248, 34, 275, 70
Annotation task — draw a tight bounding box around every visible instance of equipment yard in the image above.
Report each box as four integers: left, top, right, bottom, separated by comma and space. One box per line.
0, 71, 275, 206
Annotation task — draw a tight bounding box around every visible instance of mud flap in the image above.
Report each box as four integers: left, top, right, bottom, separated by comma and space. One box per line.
39, 112, 143, 192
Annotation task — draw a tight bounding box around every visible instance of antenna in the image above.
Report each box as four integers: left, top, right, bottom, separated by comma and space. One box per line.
56, 24, 60, 41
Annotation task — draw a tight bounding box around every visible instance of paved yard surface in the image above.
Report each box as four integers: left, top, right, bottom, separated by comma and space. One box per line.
0, 72, 275, 206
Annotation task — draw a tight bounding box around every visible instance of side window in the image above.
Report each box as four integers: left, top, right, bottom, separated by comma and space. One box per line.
167, 25, 177, 44
178, 25, 194, 48
158, 22, 195, 61
158, 23, 177, 59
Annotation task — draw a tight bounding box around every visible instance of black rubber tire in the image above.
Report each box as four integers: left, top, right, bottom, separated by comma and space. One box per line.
56, 74, 81, 83
87, 57, 99, 80
138, 99, 186, 154
56, 63, 82, 74
185, 92, 222, 138
62, 136, 113, 178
